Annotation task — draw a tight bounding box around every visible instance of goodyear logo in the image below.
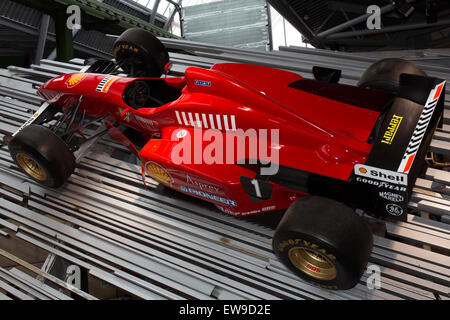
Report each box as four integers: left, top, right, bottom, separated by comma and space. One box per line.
114, 44, 139, 55
66, 73, 86, 88
381, 114, 403, 145
146, 162, 172, 184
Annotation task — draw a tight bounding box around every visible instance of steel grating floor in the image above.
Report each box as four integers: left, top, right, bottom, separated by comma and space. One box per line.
0, 42, 448, 300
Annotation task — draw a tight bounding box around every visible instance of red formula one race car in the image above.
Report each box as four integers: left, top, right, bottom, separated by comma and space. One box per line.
5, 28, 446, 290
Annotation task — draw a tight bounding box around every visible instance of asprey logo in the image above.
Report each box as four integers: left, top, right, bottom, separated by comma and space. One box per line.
354, 164, 407, 186
186, 174, 220, 194
381, 114, 403, 145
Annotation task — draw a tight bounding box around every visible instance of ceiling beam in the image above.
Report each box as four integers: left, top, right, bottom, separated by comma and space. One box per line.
324, 19, 450, 40
316, 3, 398, 38
8, 0, 179, 38
266, 0, 315, 39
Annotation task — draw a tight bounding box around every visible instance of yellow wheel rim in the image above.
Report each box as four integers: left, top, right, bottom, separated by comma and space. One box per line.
288, 247, 337, 281
16, 153, 47, 181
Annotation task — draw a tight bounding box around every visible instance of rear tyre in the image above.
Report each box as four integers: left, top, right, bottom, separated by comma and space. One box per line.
358, 58, 427, 94
8, 125, 75, 188
113, 28, 169, 77
273, 196, 373, 290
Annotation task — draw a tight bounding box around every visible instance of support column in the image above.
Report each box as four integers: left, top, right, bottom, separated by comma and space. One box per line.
34, 14, 50, 65
54, 9, 74, 62
150, 0, 161, 25
164, 0, 182, 31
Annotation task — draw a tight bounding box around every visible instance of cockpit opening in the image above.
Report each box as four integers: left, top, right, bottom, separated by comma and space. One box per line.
122, 79, 182, 109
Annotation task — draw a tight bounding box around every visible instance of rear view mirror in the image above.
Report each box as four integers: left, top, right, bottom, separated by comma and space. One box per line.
312, 66, 341, 83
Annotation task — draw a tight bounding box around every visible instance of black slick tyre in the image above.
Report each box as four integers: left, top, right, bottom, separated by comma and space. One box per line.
272, 196, 373, 290
358, 58, 427, 94
8, 125, 75, 188
113, 28, 169, 77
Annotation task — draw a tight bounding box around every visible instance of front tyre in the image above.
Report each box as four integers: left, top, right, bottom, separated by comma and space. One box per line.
8, 125, 75, 188
273, 196, 373, 290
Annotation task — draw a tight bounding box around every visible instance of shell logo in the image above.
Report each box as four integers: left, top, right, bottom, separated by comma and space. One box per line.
146, 162, 172, 184
66, 73, 86, 88
359, 167, 368, 174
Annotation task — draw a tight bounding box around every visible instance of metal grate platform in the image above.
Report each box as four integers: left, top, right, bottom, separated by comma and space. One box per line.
0, 42, 449, 300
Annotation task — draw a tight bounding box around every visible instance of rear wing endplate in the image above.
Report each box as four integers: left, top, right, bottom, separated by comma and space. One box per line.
350, 75, 446, 220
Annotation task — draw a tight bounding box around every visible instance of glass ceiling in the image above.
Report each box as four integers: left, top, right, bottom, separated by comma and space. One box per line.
128, 0, 310, 49
131, 0, 222, 16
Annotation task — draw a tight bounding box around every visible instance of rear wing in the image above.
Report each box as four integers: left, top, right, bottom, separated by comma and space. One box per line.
351, 74, 446, 221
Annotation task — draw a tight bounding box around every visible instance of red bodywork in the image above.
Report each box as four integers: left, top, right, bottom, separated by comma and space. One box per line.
37, 63, 381, 217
